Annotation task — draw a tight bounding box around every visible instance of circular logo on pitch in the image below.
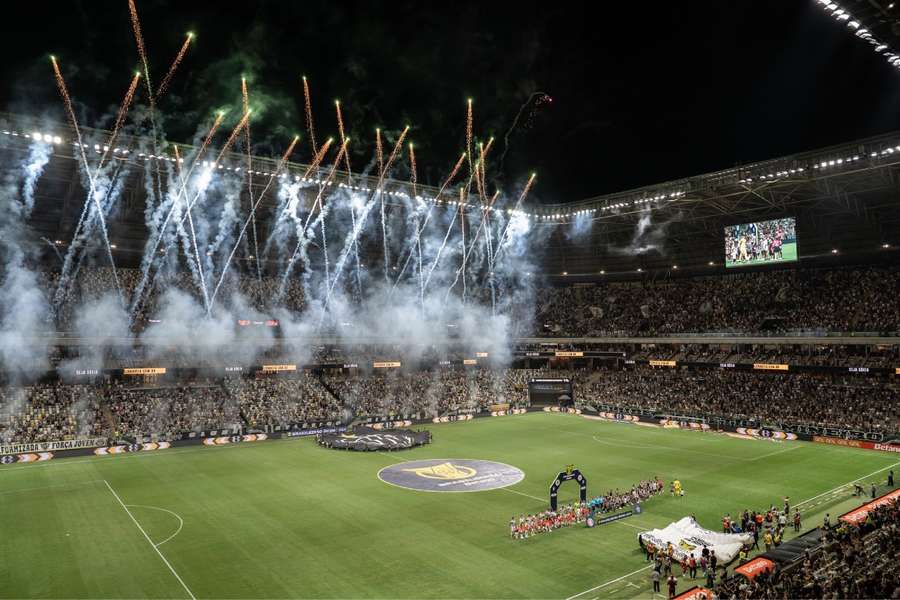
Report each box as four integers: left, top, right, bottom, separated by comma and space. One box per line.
378, 459, 525, 492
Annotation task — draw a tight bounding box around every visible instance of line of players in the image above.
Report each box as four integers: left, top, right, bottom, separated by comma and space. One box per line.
509, 477, 665, 540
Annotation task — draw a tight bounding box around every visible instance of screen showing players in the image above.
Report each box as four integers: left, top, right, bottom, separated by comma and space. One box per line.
724, 217, 797, 268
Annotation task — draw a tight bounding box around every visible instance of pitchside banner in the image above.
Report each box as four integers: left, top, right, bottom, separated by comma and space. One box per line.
839, 488, 900, 525
0, 438, 106, 455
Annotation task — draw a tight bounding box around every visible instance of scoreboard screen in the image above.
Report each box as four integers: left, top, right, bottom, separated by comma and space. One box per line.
724, 217, 797, 268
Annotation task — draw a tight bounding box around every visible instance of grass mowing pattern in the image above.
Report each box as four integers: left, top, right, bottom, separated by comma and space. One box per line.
0, 412, 896, 599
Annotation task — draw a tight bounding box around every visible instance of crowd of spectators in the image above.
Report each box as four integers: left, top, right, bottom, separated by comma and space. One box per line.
34, 265, 900, 337
104, 380, 242, 438
224, 374, 342, 428
1, 362, 897, 445
533, 266, 899, 337
713, 498, 899, 599
0, 383, 104, 444
582, 368, 899, 434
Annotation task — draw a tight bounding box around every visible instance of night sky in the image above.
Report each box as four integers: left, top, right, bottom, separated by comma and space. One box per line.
3, 0, 900, 203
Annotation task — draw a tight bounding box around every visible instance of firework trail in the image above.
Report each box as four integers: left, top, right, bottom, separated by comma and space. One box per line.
335, 100, 352, 177
210, 134, 299, 307
460, 201, 466, 303
302, 76, 317, 155
156, 32, 193, 99
175, 143, 211, 314
278, 140, 348, 299
334, 99, 361, 294
261, 137, 333, 260
498, 91, 551, 176
263, 138, 334, 264
375, 128, 384, 176
322, 126, 408, 313
445, 189, 499, 302
390, 152, 466, 287
129, 111, 231, 316
466, 98, 474, 175
492, 172, 537, 263
422, 189, 462, 292
128, 0, 154, 103
409, 143, 423, 305
55, 70, 140, 273
50, 57, 124, 309
242, 78, 262, 281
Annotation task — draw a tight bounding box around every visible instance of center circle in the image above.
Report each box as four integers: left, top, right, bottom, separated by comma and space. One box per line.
377, 458, 525, 492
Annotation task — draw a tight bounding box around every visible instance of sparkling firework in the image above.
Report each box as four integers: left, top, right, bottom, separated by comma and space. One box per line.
49, 57, 124, 308
302, 76, 317, 155
127, 0, 154, 106
466, 98, 474, 174
155, 33, 193, 100
335, 100, 352, 177
375, 128, 384, 176
492, 172, 537, 263
241, 77, 261, 280
211, 134, 300, 306
391, 151, 466, 288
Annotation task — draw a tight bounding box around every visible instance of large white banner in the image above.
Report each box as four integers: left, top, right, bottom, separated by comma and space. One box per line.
0, 438, 106, 455
638, 517, 752, 562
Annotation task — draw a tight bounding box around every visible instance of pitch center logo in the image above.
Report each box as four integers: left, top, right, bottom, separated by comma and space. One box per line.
378, 459, 525, 492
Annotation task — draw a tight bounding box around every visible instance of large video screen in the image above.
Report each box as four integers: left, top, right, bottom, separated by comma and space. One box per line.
724, 217, 797, 268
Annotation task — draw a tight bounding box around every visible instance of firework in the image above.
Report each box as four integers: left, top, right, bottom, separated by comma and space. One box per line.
127, 0, 154, 106
277, 139, 349, 297
241, 77, 261, 280
302, 76, 317, 155
335, 100, 352, 177
100, 72, 141, 172
156, 33, 193, 100
49, 57, 124, 308
492, 172, 537, 263
390, 151, 466, 287
408, 143, 418, 199
375, 128, 384, 176
211, 134, 300, 306
466, 98, 474, 175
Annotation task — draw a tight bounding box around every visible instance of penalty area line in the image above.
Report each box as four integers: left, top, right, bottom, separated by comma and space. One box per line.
104, 480, 196, 600
795, 461, 900, 509
565, 565, 652, 600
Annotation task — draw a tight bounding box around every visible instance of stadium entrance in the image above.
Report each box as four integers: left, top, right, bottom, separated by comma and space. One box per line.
528, 378, 574, 407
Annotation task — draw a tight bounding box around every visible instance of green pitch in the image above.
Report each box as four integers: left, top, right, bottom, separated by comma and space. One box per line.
1, 412, 896, 599
725, 241, 797, 268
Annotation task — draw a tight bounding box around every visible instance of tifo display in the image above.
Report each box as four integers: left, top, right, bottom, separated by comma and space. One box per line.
318, 426, 431, 451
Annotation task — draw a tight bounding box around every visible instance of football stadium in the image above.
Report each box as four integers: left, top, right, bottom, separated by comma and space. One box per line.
1, 2, 899, 599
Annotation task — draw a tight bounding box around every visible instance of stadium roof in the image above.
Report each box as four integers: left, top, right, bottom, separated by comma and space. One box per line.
1, 111, 899, 277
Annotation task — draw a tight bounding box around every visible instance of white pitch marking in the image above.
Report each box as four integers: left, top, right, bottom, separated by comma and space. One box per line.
565, 565, 653, 600
104, 480, 196, 600
742, 445, 801, 462
125, 504, 185, 547
795, 461, 899, 509
502, 487, 546, 503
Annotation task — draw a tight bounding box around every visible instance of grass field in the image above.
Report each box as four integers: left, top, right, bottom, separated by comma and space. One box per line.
725, 241, 797, 268
1, 412, 896, 599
